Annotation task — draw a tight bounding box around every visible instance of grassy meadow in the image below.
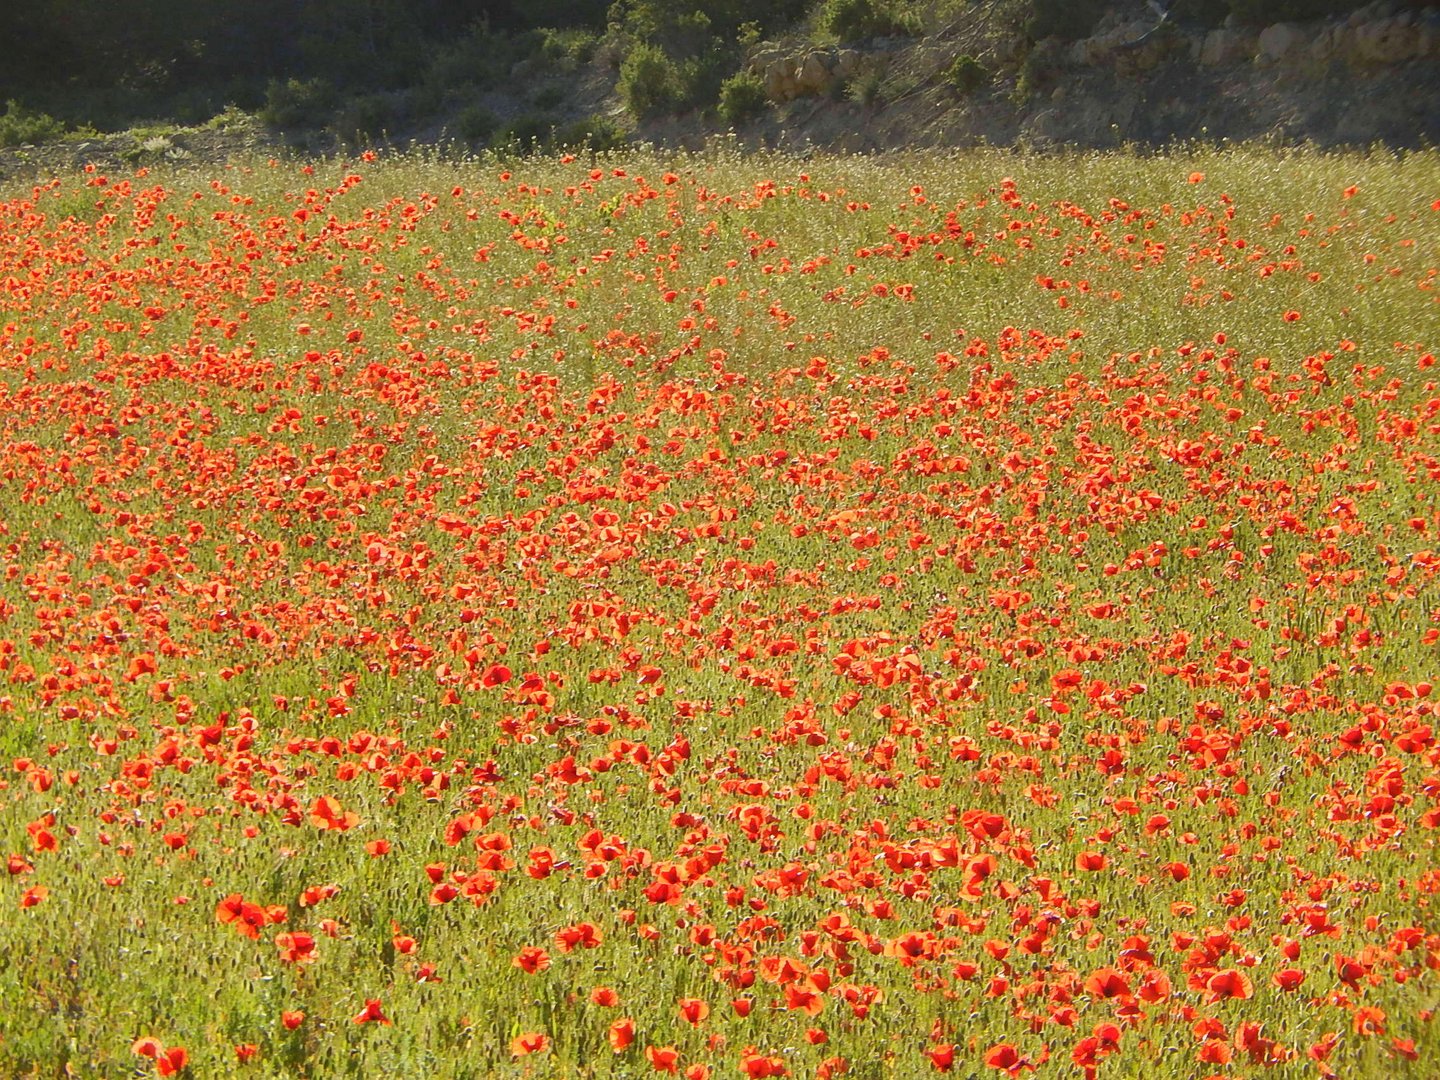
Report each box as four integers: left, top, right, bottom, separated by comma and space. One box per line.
0, 144, 1437, 1078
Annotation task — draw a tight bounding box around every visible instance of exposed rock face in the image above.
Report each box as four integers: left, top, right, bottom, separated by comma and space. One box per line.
750, 0, 1440, 102
748, 47, 874, 103
1257, 22, 1308, 63
1091, 0, 1440, 71
702, 0, 1440, 152
1200, 28, 1258, 67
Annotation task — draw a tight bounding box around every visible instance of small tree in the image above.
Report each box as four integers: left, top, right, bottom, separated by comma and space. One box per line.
718, 70, 768, 125
618, 43, 684, 119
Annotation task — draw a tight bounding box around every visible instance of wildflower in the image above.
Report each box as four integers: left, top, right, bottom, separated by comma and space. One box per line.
511, 1032, 549, 1056
678, 998, 710, 1025
352, 999, 391, 1025
591, 986, 620, 1007
609, 1017, 636, 1052
1204, 969, 1254, 1002
513, 945, 551, 973
647, 1045, 681, 1073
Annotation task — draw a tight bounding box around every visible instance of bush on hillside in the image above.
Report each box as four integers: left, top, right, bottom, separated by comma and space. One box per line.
0, 100, 66, 146
1223, 0, 1365, 24
454, 105, 499, 142
1023, 0, 1108, 40
945, 54, 989, 94
817, 0, 920, 42
259, 78, 337, 130
718, 70, 769, 125
618, 43, 685, 119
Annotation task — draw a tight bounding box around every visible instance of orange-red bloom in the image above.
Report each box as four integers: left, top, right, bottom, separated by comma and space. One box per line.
352, 999, 391, 1025
609, 1017, 636, 1052
1204, 969, 1254, 1003
511, 1031, 549, 1057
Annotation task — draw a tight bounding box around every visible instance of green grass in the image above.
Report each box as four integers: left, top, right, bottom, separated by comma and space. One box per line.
0, 143, 1436, 1078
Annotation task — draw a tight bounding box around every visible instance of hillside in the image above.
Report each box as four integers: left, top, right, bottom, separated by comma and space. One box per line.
0, 0, 1436, 180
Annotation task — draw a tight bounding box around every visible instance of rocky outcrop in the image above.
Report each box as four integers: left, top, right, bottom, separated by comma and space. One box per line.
747, 47, 869, 102
1026, 0, 1438, 77
746, 1, 1438, 109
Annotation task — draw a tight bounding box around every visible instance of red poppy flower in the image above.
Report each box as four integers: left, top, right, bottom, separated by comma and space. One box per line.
513, 945, 550, 973
511, 1031, 549, 1056
352, 999, 391, 1025
155, 1047, 189, 1077
19, 885, 47, 909
591, 986, 620, 1007
1273, 968, 1306, 991
983, 1043, 1035, 1075
738, 1052, 787, 1078
927, 1044, 956, 1071
677, 997, 709, 1025
609, 1017, 636, 1052
647, 1045, 681, 1073
1204, 969, 1254, 1002
1083, 967, 1132, 999
275, 931, 317, 966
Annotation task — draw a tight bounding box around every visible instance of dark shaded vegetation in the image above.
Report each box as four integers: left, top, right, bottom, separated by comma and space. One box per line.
0, 0, 1383, 143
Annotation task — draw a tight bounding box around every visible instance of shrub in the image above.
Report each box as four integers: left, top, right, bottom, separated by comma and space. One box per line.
552, 115, 626, 151
678, 50, 732, 112
1023, 0, 1107, 40
427, 27, 541, 93
844, 69, 885, 107
608, 0, 807, 42
0, 101, 66, 147
945, 54, 989, 94
618, 43, 684, 119
539, 26, 601, 70
1223, 0, 1362, 24
333, 94, 397, 146
497, 113, 552, 149
817, 0, 918, 42
259, 78, 337, 130
532, 85, 567, 111
455, 105, 499, 143
717, 70, 769, 125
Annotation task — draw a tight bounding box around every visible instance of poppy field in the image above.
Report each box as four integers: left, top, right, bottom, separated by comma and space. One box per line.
1, 145, 1438, 1078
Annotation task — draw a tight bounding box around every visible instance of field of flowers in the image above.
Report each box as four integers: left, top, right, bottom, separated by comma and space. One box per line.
0, 145, 1437, 1078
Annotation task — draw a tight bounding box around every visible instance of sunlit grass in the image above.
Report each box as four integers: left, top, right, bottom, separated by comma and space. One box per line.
0, 143, 1436, 1077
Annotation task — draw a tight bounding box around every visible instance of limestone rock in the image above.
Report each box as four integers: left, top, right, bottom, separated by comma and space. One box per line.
796, 52, 834, 96
1350, 16, 1421, 64
1200, 28, 1256, 66
1258, 22, 1307, 63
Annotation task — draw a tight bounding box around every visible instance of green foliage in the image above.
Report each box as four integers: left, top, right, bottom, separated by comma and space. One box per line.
0, 143, 1437, 1080
259, 78, 338, 131
333, 94, 399, 147
1023, 0, 1107, 40
426, 26, 540, 93
817, 0, 920, 42
678, 50, 734, 112
496, 113, 554, 149
844, 68, 886, 107
717, 70, 769, 126
532, 85, 567, 111
551, 115, 626, 151
618, 43, 685, 119
945, 54, 990, 94
609, 0, 806, 42
455, 105, 500, 142
0, 100, 66, 147
1223, 0, 1362, 24
539, 26, 601, 71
